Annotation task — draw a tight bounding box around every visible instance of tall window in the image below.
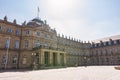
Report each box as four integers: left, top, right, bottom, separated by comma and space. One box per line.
2, 56, 7, 64
14, 40, 19, 49
25, 40, 28, 48
6, 27, 12, 33
4, 38, 10, 49
13, 55, 17, 64
16, 29, 20, 35
50, 35, 53, 39
115, 48, 118, 53
44, 34, 47, 38
0, 26, 2, 31
26, 30, 29, 35
36, 32, 40, 36
114, 40, 117, 44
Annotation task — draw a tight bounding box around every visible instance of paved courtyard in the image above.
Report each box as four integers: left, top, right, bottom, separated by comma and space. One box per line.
0, 66, 120, 80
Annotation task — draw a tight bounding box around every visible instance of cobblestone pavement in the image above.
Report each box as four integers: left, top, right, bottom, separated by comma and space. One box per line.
0, 66, 120, 80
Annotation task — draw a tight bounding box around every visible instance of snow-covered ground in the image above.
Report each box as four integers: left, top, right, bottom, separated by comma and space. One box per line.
0, 66, 120, 80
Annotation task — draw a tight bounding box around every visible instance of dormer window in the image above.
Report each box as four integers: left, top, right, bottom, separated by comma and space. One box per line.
103, 42, 106, 46
6, 27, 12, 33
98, 43, 101, 46
95, 44, 98, 47
108, 41, 111, 45
113, 40, 117, 44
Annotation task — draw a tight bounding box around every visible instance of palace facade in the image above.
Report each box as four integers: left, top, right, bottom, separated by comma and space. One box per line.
0, 16, 89, 69
0, 16, 120, 69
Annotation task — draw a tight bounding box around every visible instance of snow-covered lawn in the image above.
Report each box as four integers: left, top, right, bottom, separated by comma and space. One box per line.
0, 66, 120, 80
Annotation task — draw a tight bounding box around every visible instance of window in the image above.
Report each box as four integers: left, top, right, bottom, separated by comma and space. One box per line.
6, 27, 12, 33
51, 36, 53, 39
108, 41, 111, 45
36, 32, 40, 36
98, 43, 101, 46
16, 29, 20, 35
109, 49, 113, 54
22, 57, 27, 64
44, 34, 47, 38
14, 40, 19, 49
0, 26, 2, 31
13, 55, 17, 64
2, 56, 7, 64
35, 40, 40, 47
25, 40, 28, 48
4, 38, 10, 49
26, 30, 29, 35
103, 42, 106, 46
114, 40, 117, 44
95, 44, 97, 47
44, 43, 47, 47
115, 48, 118, 53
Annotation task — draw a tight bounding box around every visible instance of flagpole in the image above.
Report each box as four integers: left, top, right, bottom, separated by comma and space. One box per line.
5, 37, 10, 69
37, 7, 40, 18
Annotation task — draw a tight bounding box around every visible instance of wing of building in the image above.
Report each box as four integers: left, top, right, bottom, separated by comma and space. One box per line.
91, 35, 120, 65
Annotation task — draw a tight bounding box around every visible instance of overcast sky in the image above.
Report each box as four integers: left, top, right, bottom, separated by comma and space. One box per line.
0, 0, 120, 41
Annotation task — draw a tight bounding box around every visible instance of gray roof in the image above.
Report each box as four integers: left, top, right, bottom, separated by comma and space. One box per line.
93, 35, 120, 43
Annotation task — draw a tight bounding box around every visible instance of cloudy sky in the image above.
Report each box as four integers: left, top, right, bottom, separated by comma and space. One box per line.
0, 0, 120, 41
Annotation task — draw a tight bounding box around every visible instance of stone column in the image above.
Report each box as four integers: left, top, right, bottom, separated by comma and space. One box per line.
49, 51, 53, 66
39, 50, 44, 66
57, 53, 60, 66
63, 53, 66, 66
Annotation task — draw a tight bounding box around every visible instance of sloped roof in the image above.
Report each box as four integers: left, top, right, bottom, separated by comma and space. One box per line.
93, 35, 120, 43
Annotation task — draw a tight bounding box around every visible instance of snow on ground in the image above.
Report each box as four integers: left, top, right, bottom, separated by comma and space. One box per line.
0, 66, 120, 80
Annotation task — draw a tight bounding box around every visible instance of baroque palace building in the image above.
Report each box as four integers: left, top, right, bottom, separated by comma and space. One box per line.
0, 15, 120, 69
0, 16, 89, 69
